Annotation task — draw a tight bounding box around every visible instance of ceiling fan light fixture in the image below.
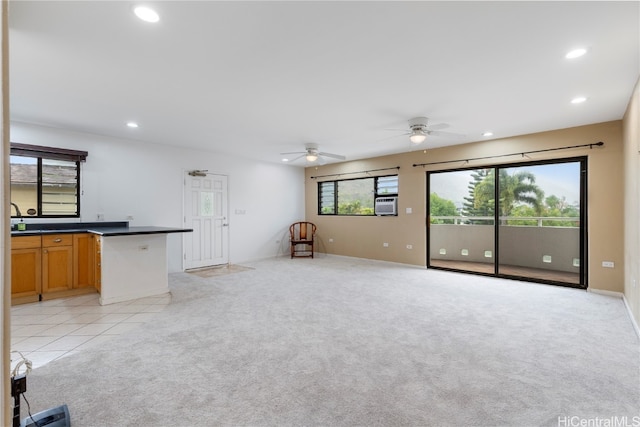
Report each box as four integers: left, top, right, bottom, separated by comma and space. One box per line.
305, 153, 319, 162
409, 129, 427, 144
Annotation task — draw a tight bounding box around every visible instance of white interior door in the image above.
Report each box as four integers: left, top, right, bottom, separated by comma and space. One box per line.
184, 172, 229, 269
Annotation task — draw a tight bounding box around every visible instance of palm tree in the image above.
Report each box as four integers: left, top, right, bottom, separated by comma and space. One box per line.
474, 169, 544, 223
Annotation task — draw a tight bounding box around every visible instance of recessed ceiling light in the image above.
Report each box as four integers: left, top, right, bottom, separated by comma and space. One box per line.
126, 122, 139, 128
482, 131, 493, 137
281, 158, 289, 162
565, 48, 587, 59
571, 96, 587, 104
134, 6, 160, 23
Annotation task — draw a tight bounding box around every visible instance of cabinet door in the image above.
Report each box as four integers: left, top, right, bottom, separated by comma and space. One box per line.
42, 245, 74, 293
11, 248, 42, 299
73, 234, 95, 289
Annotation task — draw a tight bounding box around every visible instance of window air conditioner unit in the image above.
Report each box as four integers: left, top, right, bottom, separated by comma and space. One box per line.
375, 197, 397, 216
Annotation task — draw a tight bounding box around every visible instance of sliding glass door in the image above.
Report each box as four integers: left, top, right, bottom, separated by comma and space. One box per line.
427, 158, 585, 288
429, 168, 495, 275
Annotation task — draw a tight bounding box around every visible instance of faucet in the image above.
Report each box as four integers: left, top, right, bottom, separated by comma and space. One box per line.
10, 202, 21, 217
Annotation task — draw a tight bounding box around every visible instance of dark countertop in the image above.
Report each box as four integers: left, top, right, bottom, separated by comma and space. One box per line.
11, 222, 192, 237
89, 226, 193, 237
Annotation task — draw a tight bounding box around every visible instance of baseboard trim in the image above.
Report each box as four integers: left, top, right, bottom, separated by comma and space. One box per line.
587, 288, 623, 298
623, 295, 640, 339
588, 288, 640, 339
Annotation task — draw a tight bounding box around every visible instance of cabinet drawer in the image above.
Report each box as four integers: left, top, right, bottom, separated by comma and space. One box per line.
11, 236, 42, 249
42, 234, 73, 247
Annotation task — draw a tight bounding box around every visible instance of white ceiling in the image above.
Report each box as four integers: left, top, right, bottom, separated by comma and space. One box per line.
8, 1, 640, 166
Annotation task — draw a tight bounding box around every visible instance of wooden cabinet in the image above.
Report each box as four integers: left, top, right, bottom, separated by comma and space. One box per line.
11, 236, 42, 303
11, 233, 101, 304
42, 234, 74, 294
73, 233, 96, 289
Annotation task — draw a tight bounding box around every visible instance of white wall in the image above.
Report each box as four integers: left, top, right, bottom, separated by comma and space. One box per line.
10, 122, 305, 271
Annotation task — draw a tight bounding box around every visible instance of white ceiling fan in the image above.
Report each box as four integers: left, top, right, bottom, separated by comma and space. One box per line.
280, 143, 346, 165
388, 117, 465, 144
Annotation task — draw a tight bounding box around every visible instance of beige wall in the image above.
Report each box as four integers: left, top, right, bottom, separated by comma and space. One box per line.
305, 120, 624, 293
623, 77, 640, 327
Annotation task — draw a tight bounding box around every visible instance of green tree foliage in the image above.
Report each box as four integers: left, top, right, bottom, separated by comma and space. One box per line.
462, 169, 493, 224
338, 200, 374, 215
430, 193, 458, 224
474, 169, 544, 223
542, 195, 580, 226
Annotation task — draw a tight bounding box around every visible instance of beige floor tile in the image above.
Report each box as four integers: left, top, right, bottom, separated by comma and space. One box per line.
64, 313, 106, 324
13, 336, 58, 352
103, 322, 144, 335
11, 315, 52, 325
57, 305, 97, 314
12, 305, 68, 316
141, 305, 170, 313
112, 304, 155, 314
94, 313, 135, 323
37, 313, 80, 324
68, 323, 116, 336
11, 336, 27, 346
10, 290, 170, 369
38, 335, 93, 352
123, 313, 158, 323
35, 324, 83, 336
12, 324, 54, 337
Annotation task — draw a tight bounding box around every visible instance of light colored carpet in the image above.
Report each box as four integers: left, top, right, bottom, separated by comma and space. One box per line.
21, 255, 640, 426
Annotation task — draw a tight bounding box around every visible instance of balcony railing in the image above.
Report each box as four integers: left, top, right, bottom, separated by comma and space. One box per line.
429, 216, 581, 274
431, 216, 580, 227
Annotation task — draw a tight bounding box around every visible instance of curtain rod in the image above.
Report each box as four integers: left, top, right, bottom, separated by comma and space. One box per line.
412, 141, 604, 168
310, 166, 400, 180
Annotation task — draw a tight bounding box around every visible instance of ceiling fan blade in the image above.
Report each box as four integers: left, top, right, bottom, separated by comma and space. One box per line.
280, 151, 306, 156
319, 151, 346, 160
284, 154, 306, 162
427, 123, 449, 131
427, 130, 466, 138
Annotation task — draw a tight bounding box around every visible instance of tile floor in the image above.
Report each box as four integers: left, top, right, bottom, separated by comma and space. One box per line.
10, 292, 171, 373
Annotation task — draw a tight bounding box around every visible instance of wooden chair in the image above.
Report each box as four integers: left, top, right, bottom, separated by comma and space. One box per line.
289, 222, 317, 258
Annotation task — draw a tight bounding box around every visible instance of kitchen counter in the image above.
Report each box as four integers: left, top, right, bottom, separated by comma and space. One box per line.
11, 221, 192, 237
87, 226, 192, 237
12, 222, 193, 305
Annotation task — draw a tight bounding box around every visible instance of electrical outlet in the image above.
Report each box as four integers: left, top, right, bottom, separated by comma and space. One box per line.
97, 213, 104, 221
329, 238, 334, 243
406, 244, 413, 249
383, 242, 389, 247
602, 261, 614, 268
